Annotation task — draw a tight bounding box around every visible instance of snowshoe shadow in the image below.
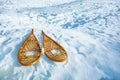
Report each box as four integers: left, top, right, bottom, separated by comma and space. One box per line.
11, 32, 31, 67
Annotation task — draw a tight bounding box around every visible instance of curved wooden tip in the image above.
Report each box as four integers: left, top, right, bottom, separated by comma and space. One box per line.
32, 29, 34, 34
41, 30, 45, 34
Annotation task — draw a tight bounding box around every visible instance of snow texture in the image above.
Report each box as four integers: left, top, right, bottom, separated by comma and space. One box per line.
0, 0, 120, 80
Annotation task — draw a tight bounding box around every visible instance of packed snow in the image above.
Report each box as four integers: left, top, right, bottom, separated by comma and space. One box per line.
0, 0, 120, 80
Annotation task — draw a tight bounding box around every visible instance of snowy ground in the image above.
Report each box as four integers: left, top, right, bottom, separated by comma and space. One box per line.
0, 0, 120, 80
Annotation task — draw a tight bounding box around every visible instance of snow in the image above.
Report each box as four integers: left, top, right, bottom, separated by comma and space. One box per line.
0, 0, 120, 80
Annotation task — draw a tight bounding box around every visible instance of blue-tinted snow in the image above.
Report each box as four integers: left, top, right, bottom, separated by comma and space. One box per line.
0, 0, 120, 80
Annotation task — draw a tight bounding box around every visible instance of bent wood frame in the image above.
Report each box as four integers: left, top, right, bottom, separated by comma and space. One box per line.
18, 29, 42, 66
42, 30, 68, 62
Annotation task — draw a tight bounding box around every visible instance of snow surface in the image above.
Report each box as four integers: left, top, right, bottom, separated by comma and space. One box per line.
0, 0, 120, 80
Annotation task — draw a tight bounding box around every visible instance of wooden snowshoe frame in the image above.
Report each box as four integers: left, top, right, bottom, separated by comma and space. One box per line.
42, 31, 68, 62
18, 29, 42, 66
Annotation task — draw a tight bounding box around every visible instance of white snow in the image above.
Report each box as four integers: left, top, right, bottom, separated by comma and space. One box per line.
0, 0, 120, 80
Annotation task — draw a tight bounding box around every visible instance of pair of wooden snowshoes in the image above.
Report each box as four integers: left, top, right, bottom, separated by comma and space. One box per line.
18, 29, 68, 66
